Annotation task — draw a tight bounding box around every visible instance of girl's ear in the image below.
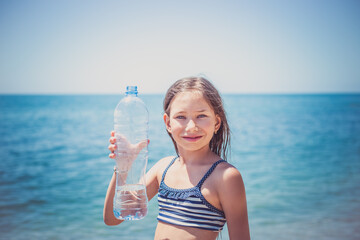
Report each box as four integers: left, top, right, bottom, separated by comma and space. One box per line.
163, 113, 172, 133
215, 114, 221, 134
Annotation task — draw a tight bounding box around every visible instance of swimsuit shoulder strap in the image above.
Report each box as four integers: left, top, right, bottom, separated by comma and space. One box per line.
197, 159, 226, 188
161, 156, 178, 182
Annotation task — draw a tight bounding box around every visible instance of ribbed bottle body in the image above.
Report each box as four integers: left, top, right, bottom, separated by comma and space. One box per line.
113, 87, 148, 220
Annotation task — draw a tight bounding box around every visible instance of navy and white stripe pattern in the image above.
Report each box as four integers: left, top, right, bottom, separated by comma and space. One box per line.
157, 157, 226, 232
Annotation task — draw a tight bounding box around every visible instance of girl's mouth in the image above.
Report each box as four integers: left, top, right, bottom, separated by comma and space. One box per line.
182, 136, 202, 142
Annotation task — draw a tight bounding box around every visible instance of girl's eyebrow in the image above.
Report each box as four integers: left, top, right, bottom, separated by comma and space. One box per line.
174, 109, 208, 114
173, 110, 186, 114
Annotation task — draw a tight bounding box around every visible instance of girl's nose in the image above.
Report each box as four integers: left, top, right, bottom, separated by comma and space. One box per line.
186, 119, 198, 131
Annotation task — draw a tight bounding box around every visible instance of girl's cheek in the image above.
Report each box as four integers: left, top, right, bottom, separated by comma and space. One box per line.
170, 121, 182, 129
199, 119, 213, 128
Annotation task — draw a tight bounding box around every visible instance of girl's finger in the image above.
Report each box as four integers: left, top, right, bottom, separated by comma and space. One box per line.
108, 144, 116, 152
111, 131, 115, 137
109, 137, 116, 144
109, 153, 116, 159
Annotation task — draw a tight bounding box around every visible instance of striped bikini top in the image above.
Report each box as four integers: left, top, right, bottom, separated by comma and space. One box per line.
157, 157, 227, 232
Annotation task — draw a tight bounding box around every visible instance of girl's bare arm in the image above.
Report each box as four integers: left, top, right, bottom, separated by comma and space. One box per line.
218, 166, 250, 240
103, 171, 123, 225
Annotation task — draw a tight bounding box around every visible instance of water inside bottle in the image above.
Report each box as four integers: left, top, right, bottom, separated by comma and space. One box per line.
113, 184, 148, 220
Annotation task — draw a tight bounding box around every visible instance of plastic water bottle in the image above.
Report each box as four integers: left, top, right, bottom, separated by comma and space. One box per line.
113, 86, 149, 220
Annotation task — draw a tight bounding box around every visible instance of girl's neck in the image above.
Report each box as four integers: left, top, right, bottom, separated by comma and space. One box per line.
177, 146, 218, 166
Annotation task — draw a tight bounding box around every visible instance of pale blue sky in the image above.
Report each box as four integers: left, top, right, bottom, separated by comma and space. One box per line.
0, 0, 359, 94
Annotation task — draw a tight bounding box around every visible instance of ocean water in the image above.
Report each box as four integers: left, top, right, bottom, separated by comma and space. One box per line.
0, 94, 359, 240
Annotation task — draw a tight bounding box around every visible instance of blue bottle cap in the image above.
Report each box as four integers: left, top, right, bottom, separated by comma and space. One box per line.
126, 86, 138, 95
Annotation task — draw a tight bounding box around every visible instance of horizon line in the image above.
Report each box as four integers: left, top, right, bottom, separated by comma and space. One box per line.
1, 91, 360, 96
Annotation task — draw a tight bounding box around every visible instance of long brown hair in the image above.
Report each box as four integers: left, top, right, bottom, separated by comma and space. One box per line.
163, 76, 231, 161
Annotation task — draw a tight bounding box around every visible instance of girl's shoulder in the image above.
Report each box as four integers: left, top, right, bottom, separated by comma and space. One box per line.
214, 160, 239, 173
157, 155, 177, 168
213, 161, 244, 187
149, 155, 177, 179
145, 156, 177, 192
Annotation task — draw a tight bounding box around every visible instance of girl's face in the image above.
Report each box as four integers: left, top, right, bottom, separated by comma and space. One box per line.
164, 91, 221, 153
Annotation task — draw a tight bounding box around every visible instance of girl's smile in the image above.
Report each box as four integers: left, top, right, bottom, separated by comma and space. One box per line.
182, 135, 203, 142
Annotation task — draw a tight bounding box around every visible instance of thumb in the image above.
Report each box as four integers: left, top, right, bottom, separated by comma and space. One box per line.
135, 139, 149, 152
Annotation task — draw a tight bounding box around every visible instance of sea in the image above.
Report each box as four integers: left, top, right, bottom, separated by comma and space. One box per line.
0, 94, 359, 240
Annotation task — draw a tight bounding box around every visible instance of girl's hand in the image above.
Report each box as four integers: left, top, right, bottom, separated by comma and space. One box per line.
108, 131, 149, 170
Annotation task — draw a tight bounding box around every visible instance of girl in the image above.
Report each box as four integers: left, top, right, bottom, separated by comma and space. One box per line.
104, 76, 250, 240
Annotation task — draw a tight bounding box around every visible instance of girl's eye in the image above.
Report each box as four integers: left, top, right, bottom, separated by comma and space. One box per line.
198, 114, 207, 118
176, 115, 186, 119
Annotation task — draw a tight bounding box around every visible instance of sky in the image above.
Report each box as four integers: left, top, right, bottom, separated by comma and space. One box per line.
0, 0, 359, 94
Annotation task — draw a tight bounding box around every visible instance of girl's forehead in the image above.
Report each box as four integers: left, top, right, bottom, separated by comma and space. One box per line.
169, 91, 212, 112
